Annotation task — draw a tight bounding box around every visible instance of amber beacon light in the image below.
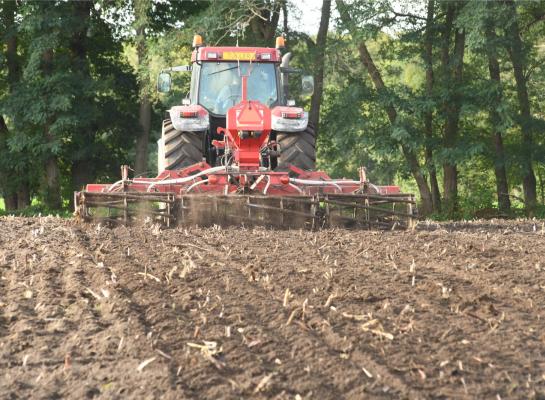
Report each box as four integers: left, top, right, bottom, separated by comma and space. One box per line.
192, 34, 203, 48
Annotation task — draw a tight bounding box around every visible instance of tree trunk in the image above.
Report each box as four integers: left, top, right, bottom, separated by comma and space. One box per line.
17, 184, 30, 209
308, 0, 331, 136
5, 6, 19, 92
41, 49, 62, 210
336, 0, 433, 215
282, 0, 288, 35
4, 194, 17, 211
1, 0, 28, 210
135, 96, 152, 174
485, 15, 511, 215
134, 0, 152, 175
441, 3, 465, 217
44, 156, 62, 210
423, 0, 441, 213
69, 1, 95, 200
443, 28, 465, 216
538, 168, 544, 205
505, 0, 537, 215
0, 116, 18, 211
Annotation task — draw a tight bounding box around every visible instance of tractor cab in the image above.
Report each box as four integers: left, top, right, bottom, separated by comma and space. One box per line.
156, 35, 315, 173
189, 45, 282, 115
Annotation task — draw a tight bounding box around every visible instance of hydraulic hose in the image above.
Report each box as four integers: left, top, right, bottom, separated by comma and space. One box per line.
186, 179, 209, 193
139, 166, 227, 192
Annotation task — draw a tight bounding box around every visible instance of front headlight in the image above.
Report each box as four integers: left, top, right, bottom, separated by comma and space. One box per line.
271, 111, 308, 132
169, 105, 209, 132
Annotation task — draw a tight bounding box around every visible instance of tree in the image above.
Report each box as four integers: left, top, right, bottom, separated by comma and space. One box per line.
422, 0, 442, 213
336, 0, 434, 215
132, 0, 208, 175
68, 1, 96, 193
308, 0, 331, 136
133, 0, 152, 175
439, 1, 466, 216
41, 46, 63, 210
1, 2, 141, 210
0, 1, 31, 210
484, 2, 511, 214
504, 0, 537, 215
248, 0, 283, 46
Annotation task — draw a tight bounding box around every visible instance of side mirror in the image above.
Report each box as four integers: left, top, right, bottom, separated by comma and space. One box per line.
157, 72, 172, 93
301, 75, 314, 97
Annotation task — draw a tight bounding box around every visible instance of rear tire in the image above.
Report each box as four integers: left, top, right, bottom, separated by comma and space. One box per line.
276, 124, 316, 171
161, 119, 204, 171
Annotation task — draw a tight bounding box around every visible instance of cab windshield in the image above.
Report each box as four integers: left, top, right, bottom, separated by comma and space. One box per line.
198, 62, 277, 115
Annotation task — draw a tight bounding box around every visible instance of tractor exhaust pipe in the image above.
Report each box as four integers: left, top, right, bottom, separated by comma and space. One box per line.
281, 52, 292, 103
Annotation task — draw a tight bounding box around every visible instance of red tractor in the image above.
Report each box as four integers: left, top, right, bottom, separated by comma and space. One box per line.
156, 35, 315, 174
75, 35, 416, 229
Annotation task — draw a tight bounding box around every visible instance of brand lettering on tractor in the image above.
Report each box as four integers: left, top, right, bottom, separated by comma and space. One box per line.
222, 51, 256, 61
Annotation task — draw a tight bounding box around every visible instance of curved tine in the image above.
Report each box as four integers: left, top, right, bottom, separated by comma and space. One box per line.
263, 175, 271, 195
288, 183, 304, 194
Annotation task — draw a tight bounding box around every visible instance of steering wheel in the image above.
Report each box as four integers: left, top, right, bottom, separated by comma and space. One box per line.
219, 94, 241, 112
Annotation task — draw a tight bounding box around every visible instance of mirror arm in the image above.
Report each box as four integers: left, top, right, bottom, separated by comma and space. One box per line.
163, 65, 192, 73
280, 67, 302, 74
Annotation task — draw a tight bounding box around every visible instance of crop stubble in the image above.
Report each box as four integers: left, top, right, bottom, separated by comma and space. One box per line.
0, 216, 544, 399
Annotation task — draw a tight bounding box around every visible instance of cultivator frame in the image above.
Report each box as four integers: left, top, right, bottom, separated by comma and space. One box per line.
75, 164, 417, 230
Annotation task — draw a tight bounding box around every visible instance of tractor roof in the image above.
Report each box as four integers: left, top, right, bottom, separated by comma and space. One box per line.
192, 46, 282, 63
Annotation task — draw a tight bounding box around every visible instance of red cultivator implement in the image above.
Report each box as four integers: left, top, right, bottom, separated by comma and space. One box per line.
75, 163, 416, 229
75, 36, 417, 230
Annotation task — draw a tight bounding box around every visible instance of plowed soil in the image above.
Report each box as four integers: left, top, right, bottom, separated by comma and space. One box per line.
1, 217, 545, 399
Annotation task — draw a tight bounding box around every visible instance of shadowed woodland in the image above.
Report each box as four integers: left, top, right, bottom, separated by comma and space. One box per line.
1, 0, 545, 219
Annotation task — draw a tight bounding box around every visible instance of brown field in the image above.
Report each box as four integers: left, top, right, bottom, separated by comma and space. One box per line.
1, 216, 545, 399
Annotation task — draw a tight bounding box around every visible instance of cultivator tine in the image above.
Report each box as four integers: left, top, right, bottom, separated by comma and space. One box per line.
75, 191, 176, 226
75, 190, 416, 230
320, 193, 417, 230
173, 193, 417, 230
176, 195, 318, 229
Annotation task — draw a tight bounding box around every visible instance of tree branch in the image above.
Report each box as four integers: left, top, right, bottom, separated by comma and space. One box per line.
391, 11, 427, 21
523, 12, 545, 32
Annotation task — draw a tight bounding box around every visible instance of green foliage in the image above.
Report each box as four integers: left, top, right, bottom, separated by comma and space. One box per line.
1, 0, 545, 219
0, 202, 72, 218
1, 2, 142, 204
328, 0, 545, 217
